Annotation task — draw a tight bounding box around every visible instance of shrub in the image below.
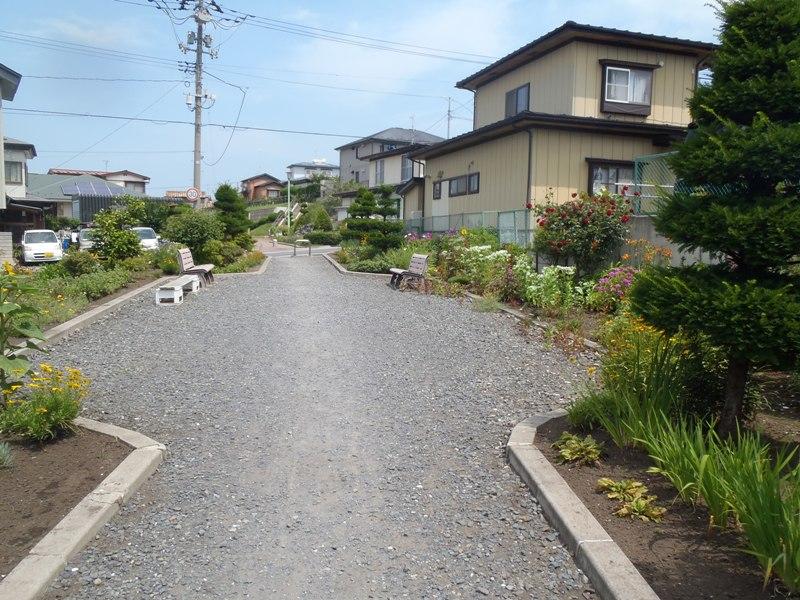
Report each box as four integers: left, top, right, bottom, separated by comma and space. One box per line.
61, 249, 101, 276
306, 230, 341, 246
64, 268, 132, 300
587, 265, 639, 312
340, 218, 404, 252
349, 257, 391, 273
214, 183, 251, 236
159, 257, 179, 275
162, 211, 225, 257
200, 239, 243, 266
514, 262, 586, 316
0, 364, 89, 442
566, 395, 600, 430
551, 432, 603, 465
533, 190, 632, 277
0, 441, 11, 468
92, 206, 141, 264
232, 232, 255, 251
216, 251, 266, 274
35, 262, 69, 280
150, 244, 180, 275
119, 254, 153, 273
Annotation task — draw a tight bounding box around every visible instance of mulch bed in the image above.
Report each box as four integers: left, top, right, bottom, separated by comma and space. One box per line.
0, 427, 130, 577
536, 415, 792, 600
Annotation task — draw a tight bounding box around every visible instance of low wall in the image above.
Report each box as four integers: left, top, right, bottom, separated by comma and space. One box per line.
625, 215, 711, 266
0, 232, 12, 262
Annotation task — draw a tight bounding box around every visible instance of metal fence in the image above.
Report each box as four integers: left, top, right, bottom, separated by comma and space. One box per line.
404, 209, 535, 246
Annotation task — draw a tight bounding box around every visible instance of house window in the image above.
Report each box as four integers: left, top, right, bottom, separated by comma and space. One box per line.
504, 83, 530, 118
268, 189, 279, 198
4, 161, 23, 185
375, 159, 385, 184
433, 181, 442, 200
588, 161, 634, 195
401, 155, 413, 181
354, 171, 360, 183
449, 176, 468, 197
601, 63, 654, 116
467, 172, 480, 194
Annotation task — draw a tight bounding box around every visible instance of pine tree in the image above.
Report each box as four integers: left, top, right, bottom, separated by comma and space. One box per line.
375, 184, 400, 220
347, 187, 378, 218
629, 0, 800, 434
214, 183, 251, 237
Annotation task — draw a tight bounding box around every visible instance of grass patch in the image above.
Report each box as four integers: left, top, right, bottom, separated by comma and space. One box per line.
471, 295, 503, 313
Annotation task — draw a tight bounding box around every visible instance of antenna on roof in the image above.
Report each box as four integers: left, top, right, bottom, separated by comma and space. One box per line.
410, 115, 416, 144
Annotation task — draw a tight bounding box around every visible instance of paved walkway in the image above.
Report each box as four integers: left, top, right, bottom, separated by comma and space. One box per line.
45, 257, 589, 599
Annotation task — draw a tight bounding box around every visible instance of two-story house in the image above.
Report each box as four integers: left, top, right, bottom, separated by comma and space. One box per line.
240, 172, 282, 202
47, 168, 149, 194
336, 128, 443, 186
286, 160, 339, 182
409, 22, 715, 228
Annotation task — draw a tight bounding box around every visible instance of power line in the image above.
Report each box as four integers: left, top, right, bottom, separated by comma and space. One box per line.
201, 70, 246, 165
5, 107, 366, 138
37, 149, 193, 154
25, 75, 188, 83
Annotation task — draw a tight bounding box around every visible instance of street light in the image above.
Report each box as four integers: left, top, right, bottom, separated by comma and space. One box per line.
285, 167, 292, 229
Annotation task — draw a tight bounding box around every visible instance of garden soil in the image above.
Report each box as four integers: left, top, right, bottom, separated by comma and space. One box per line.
537, 416, 784, 600
0, 427, 130, 576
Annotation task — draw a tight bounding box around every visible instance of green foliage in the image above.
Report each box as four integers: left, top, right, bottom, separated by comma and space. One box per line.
633, 0, 800, 433
382, 242, 431, 270
0, 441, 11, 468
566, 395, 601, 430
533, 190, 633, 277
306, 230, 341, 246
0, 364, 89, 442
201, 239, 243, 266
347, 187, 378, 218
162, 210, 225, 258
341, 218, 404, 252
60, 249, 100, 276
596, 477, 649, 503
551, 431, 603, 465
292, 203, 331, 232
216, 251, 266, 274
44, 215, 80, 231
63, 268, 132, 301
119, 254, 153, 273
514, 262, 588, 316
375, 184, 400, 220
0, 265, 47, 391
138, 199, 191, 232
349, 257, 391, 273
214, 183, 251, 237
232, 232, 255, 251
92, 204, 141, 264
614, 495, 666, 523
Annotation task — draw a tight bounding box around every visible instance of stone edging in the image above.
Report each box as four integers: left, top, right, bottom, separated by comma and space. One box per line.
42, 277, 171, 346
0, 418, 165, 600
507, 411, 659, 600
215, 255, 271, 278
322, 252, 392, 279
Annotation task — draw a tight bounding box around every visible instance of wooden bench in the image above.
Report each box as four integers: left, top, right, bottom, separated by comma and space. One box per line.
390, 253, 429, 289
177, 248, 215, 286
155, 274, 200, 305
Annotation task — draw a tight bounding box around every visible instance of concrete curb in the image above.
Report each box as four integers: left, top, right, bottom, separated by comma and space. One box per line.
0, 419, 165, 600
215, 256, 271, 278
42, 277, 171, 346
507, 411, 659, 600
322, 252, 392, 280
462, 291, 602, 352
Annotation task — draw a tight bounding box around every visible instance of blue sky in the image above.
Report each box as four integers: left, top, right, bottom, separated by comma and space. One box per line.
2, 0, 719, 196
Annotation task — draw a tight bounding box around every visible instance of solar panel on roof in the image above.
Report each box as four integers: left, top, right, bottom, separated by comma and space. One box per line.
76, 181, 97, 195
60, 183, 80, 196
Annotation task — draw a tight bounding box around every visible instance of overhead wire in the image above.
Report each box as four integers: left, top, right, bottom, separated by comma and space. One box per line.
201, 70, 247, 165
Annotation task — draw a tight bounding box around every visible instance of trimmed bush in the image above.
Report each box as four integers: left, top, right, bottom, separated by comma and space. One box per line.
306, 230, 341, 246
61, 249, 100, 276
349, 257, 391, 273
340, 218, 403, 251
162, 211, 225, 258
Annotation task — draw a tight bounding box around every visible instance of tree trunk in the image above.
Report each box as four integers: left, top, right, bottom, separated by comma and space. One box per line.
718, 354, 751, 438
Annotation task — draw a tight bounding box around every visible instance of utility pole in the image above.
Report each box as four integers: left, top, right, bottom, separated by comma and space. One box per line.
446, 97, 452, 139
179, 0, 217, 199
193, 0, 204, 193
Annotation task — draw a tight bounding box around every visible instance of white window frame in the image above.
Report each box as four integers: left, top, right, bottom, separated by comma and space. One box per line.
4, 161, 23, 185
375, 159, 385, 184
604, 66, 651, 106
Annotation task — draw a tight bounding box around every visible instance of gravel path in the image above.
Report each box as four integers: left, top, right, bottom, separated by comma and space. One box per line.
44, 257, 593, 599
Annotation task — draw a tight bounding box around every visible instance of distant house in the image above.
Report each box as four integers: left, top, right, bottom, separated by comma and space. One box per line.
27, 172, 132, 224
240, 173, 282, 202
47, 168, 150, 194
1, 136, 45, 241
409, 22, 715, 234
336, 128, 443, 186
286, 160, 339, 182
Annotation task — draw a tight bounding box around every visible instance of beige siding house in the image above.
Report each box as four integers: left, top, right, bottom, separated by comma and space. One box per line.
411, 22, 715, 229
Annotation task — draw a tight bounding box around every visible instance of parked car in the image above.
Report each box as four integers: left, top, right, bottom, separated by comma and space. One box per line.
78, 228, 96, 251
132, 227, 160, 250
21, 229, 63, 264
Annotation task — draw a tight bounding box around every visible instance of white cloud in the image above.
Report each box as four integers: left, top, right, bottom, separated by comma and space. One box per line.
38, 15, 153, 48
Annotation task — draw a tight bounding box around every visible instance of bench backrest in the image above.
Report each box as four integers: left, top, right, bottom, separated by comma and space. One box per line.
177, 248, 195, 272
408, 253, 429, 276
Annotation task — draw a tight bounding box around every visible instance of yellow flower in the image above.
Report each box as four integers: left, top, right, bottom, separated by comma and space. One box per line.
35, 406, 48, 414
39, 363, 54, 374
621, 253, 630, 261
2, 261, 15, 276
587, 366, 597, 376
